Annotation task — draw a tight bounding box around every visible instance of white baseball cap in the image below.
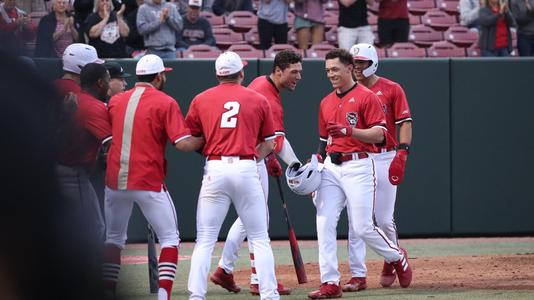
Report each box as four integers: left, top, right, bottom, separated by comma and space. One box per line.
62, 43, 104, 74
215, 51, 248, 76
136, 54, 173, 75
188, 0, 202, 7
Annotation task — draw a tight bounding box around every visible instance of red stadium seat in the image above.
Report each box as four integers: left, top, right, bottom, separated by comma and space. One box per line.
227, 44, 264, 58
427, 41, 465, 57
368, 12, 378, 25
407, 0, 437, 15
409, 14, 422, 25
409, 25, 443, 47
386, 42, 427, 58
245, 27, 260, 46
325, 26, 338, 46
466, 44, 480, 57
323, 0, 339, 11
444, 26, 478, 47
437, 0, 460, 15
226, 11, 258, 32
264, 44, 302, 58
376, 47, 387, 58
421, 9, 458, 30
200, 11, 225, 28
324, 11, 338, 29
306, 43, 336, 58
213, 28, 246, 49
182, 44, 221, 58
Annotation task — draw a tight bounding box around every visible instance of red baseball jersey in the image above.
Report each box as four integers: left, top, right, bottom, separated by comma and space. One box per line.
368, 77, 412, 150
58, 90, 112, 169
106, 83, 191, 192
248, 75, 284, 136
185, 82, 276, 157
318, 83, 387, 154
55, 78, 82, 95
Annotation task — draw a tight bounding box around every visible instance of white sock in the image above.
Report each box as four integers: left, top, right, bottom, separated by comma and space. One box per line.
158, 288, 168, 300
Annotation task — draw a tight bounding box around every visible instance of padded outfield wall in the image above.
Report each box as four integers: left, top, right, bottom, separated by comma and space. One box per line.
34, 58, 534, 241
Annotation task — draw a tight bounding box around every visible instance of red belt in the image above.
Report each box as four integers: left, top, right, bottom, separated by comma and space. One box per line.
207, 155, 255, 161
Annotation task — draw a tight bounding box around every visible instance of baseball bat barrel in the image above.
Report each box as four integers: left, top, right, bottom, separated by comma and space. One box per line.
275, 176, 308, 284
147, 224, 159, 293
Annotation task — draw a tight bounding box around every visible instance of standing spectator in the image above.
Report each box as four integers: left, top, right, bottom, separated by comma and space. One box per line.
85, 0, 129, 58
257, 0, 290, 50
212, 0, 253, 16
137, 0, 183, 59
479, 0, 515, 56
292, 0, 326, 50
337, 0, 374, 51
125, 0, 145, 57
176, 0, 216, 50
511, 0, 534, 56
0, 0, 35, 55
35, 0, 79, 58
74, 0, 122, 37
460, 0, 482, 30
377, 0, 409, 48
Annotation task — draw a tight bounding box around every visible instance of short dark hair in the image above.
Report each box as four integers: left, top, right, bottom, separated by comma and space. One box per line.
272, 49, 302, 73
217, 71, 241, 82
80, 63, 108, 89
137, 73, 158, 83
325, 48, 354, 66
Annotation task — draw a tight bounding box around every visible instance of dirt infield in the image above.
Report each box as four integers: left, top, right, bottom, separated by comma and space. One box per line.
232, 253, 534, 291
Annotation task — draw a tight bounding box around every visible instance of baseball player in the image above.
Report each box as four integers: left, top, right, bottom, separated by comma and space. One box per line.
185, 51, 280, 300
342, 43, 413, 292
102, 54, 204, 300
105, 62, 131, 97
308, 48, 412, 299
209, 49, 303, 296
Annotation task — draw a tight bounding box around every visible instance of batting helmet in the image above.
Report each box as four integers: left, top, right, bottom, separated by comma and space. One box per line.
349, 43, 378, 78
285, 155, 324, 195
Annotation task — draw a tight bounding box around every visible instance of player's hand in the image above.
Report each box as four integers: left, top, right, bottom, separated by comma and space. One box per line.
389, 149, 408, 185
265, 153, 283, 177
327, 122, 352, 138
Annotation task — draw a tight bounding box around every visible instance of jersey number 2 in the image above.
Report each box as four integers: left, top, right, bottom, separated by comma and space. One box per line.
220, 101, 240, 128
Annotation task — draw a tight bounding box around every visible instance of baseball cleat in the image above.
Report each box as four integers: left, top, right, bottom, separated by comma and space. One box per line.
308, 283, 342, 299
250, 282, 292, 295
380, 260, 397, 287
209, 267, 241, 293
391, 248, 412, 288
342, 277, 367, 292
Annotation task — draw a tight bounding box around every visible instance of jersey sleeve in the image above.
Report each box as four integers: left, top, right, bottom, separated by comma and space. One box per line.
259, 97, 276, 141
392, 84, 413, 124
84, 101, 112, 143
184, 98, 203, 137
165, 99, 191, 145
364, 93, 387, 129
318, 101, 328, 141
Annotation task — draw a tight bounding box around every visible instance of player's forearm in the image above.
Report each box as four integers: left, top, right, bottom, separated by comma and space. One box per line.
351, 127, 385, 144
398, 121, 412, 145
174, 136, 205, 152
278, 138, 300, 166
257, 139, 275, 161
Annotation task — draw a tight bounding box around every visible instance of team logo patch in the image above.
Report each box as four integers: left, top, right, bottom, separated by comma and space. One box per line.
346, 112, 358, 127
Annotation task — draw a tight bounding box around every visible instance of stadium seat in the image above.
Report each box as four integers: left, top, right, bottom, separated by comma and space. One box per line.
410, 14, 422, 25
200, 11, 225, 28
306, 43, 336, 58
407, 0, 437, 15
213, 28, 246, 49
466, 44, 480, 57
437, 0, 460, 15
323, 0, 339, 11
324, 11, 338, 29
368, 12, 378, 25
376, 47, 387, 58
325, 26, 338, 46
30, 11, 47, 27
427, 41, 465, 57
182, 44, 221, 58
227, 44, 264, 58
444, 26, 478, 47
264, 44, 302, 58
226, 11, 258, 32
409, 25, 443, 47
176, 51, 182, 58
245, 27, 260, 46
386, 42, 427, 58
421, 9, 458, 30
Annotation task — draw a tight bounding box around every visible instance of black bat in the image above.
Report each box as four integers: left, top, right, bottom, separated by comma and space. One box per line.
147, 224, 159, 293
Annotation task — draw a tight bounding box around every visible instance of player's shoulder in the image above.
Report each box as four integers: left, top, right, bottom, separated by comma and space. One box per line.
377, 76, 403, 90
248, 75, 268, 88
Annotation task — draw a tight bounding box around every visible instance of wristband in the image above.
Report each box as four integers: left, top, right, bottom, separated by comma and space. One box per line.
397, 143, 410, 153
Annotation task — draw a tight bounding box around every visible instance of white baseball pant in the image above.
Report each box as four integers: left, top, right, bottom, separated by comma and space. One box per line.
347, 151, 399, 277
314, 155, 401, 284
187, 157, 279, 300
337, 25, 375, 51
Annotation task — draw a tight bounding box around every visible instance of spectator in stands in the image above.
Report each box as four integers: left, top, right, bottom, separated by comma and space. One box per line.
0, 0, 35, 55
74, 0, 122, 37
292, 0, 326, 50
337, 0, 374, 50
257, 0, 290, 50
125, 0, 145, 57
511, 0, 534, 56
35, 0, 79, 58
212, 0, 253, 16
137, 0, 183, 58
460, 0, 482, 30
85, 0, 129, 58
176, 0, 216, 50
479, 0, 515, 56
377, 0, 409, 48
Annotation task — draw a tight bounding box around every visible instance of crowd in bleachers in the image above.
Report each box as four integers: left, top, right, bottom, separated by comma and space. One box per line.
2, 0, 534, 58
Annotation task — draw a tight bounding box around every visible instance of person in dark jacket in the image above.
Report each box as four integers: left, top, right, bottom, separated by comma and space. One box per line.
35, 0, 79, 58
511, 0, 534, 56
479, 0, 516, 56
176, 0, 216, 50
212, 0, 253, 16
125, 0, 145, 57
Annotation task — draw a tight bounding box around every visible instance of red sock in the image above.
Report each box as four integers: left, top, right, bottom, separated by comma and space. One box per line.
102, 244, 121, 291
158, 246, 178, 298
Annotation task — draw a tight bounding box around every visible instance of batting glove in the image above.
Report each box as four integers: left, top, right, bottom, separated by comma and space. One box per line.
389, 145, 409, 185
326, 122, 353, 138
265, 153, 283, 177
